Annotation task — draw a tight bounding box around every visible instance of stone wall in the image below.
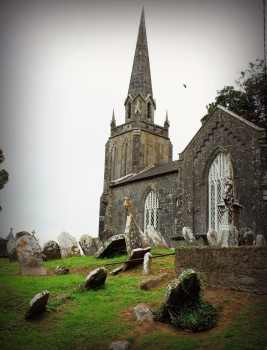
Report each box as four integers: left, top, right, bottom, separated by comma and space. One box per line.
104, 171, 178, 246
174, 246, 267, 294
177, 107, 267, 237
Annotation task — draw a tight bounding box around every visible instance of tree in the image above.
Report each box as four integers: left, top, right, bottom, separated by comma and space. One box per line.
201, 59, 267, 128
0, 149, 9, 211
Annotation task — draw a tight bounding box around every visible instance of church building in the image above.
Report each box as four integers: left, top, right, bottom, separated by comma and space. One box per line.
98, 9, 267, 246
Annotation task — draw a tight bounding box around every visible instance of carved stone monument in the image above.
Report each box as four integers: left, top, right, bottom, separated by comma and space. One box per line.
7, 237, 18, 261
79, 234, 100, 256
124, 214, 150, 255
16, 235, 46, 276
57, 232, 81, 258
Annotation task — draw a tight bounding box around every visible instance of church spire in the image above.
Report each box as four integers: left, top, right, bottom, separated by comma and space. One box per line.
128, 8, 153, 98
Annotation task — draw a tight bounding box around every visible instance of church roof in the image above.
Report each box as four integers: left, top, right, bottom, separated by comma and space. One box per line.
128, 8, 153, 98
111, 160, 178, 187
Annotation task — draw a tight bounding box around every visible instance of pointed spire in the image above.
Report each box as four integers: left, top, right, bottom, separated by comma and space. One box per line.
128, 8, 153, 98
110, 109, 116, 128
164, 110, 170, 128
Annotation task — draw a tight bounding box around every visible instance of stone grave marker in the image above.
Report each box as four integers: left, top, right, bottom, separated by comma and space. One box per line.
15, 231, 31, 240
42, 240, 61, 260
7, 238, 18, 261
57, 231, 81, 258
124, 215, 150, 255
95, 234, 127, 258
123, 247, 151, 271
16, 235, 46, 276
79, 234, 99, 256
25, 291, 49, 320
84, 266, 107, 290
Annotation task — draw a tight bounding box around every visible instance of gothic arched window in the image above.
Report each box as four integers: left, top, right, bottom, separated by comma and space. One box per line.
111, 146, 117, 180
144, 190, 159, 230
208, 152, 233, 232
121, 141, 128, 177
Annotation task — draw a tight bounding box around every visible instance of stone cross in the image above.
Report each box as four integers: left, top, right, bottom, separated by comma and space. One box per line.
123, 197, 132, 215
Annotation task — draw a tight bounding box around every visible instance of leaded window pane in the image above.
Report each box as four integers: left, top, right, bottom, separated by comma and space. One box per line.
144, 190, 159, 230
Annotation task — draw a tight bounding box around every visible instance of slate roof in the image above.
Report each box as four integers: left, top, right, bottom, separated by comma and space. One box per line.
111, 160, 178, 187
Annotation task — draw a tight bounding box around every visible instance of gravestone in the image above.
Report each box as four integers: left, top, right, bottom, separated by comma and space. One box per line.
84, 267, 107, 290
254, 234, 266, 246
144, 225, 169, 249
16, 235, 46, 276
123, 247, 151, 271
143, 252, 152, 275
124, 215, 150, 255
54, 265, 69, 275
182, 227, 197, 244
7, 238, 18, 261
42, 240, 61, 260
57, 231, 81, 258
15, 231, 31, 240
0, 238, 8, 257
140, 272, 168, 290
5, 228, 14, 241
25, 291, 49, 320
207, 229, 218, 246
133, 304, 154, 323
95, 234, 126, 258
79, 234, 99, 256
243, 229, 255, 246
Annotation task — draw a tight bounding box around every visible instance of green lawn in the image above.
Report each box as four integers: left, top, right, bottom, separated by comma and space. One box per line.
0, 250, 266, 350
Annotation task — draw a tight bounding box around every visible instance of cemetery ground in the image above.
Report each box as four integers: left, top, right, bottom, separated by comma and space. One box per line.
0, 249, 266, 350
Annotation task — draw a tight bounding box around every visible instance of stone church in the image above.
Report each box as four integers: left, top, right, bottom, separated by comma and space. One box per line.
98, 9, 267, 247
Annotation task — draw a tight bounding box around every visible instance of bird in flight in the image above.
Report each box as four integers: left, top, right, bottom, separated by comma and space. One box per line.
183, 84, 187, 88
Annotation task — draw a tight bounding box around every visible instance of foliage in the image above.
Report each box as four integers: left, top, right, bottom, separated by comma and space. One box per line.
0, 149, 9, 211
201, 59, 267, 128
154, 269, 217, 332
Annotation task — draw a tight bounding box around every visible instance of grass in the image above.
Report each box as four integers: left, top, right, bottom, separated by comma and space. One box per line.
0, 249, 266, 350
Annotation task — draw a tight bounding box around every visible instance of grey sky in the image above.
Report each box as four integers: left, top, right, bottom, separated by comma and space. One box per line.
0, 0, 265, 245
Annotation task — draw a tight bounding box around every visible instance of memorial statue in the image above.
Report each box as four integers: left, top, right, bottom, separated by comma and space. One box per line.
123, 197, 132, 215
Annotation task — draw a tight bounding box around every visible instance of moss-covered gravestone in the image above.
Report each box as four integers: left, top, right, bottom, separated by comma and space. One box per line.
154, 269, 217, 332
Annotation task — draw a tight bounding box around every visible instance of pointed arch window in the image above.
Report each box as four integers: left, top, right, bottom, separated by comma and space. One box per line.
147, 102, 151, 119
208, 152, 233, 231
121, 141, 128, 177
111, 146, 118, 180
144, 190, 159, 230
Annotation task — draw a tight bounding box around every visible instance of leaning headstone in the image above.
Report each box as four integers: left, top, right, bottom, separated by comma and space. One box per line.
207, 229, 218, 246
254, 234, 266, 246
123, 247, 151, 272
42, 240, 61, 260
144, 225, 169, 249
79, 234, 100, 256
140, 273, 168, 291
95, 234, 127, 258
143, 252, 152, 275
108, 341, 130, 350
182, 227, 197, 244
57, 231, 81, 258
110, 266, 124, 276
25, 291, 49, 320
15, 231, 31, 240
243, 229, 255, 246
7, 238, 18, 261
16, 236, 46, 276
5, 228, 14, 241
133, 304, 154, 323
54, 265, 69, 275
84, 267, 107, 290
124, 214, 150, 255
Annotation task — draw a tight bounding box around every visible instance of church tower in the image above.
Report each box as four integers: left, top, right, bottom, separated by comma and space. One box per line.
99, 9, 173, 239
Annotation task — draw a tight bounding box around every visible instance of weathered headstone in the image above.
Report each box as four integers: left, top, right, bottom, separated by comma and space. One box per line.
182, 227, 197, 244
133, 304, 154, 323
15, 231, 31, 240
243, 229, 255, 246
7, 238, 18, 261
95, 234, 127, 258
144, 225, 169, 249
42, 240, 61, 260
57, 231, 81, 258
123, 247, 151, 271
5, 228, 14, 241
143, 252, 152, 275
79, 234, 100, 256
207, 228, 218, 246
110, 266, 124, 276
54, 265, 69, 275
124, 215, 150, 255
16, 236, 46, 276
84, 266, 107, 290
25, 291, 49, 320
140, 272, 168, 291
254, 234, 266, 246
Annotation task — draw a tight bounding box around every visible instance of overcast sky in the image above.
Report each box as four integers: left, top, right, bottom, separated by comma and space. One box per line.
0, 0, 265, 246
